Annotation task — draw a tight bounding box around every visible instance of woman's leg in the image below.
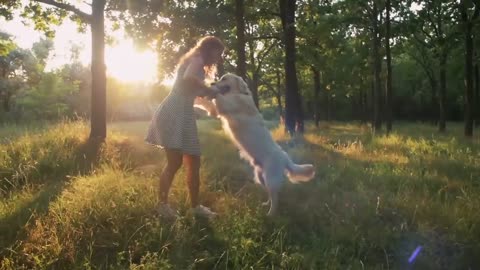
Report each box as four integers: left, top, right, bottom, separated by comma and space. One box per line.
159, 149, 183, 204
183, 154, 201, 207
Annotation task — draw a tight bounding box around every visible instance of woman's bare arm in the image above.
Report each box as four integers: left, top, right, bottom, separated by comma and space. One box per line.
182, 57, 218, 98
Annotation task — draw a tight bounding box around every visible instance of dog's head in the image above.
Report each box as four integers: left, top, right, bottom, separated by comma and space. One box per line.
212, 73, 251, 96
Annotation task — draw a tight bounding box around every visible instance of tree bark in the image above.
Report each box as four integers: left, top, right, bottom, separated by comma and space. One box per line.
360, 84, 367, 124
385, 0, 393, 134
370, 78, 374, 126
279, 0, 304, 134
312, 66, 321, 127
251, 72, 260, 109
275, 69, 283, 117
2, 93, 10, 112
372, 1, 382, 133
475, 52, 479, 128
247, 41, 260, 108
214, 28, 225, 77
89, 0, 107, 140
460, 1, 474, 137
438, 53, 447, 132
235, 0, 247, 80
326, 90, 331, 122
428, 76, 438, 124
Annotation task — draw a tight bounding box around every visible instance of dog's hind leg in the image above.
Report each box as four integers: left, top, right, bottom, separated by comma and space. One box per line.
264, 169, 282, 216
254, 167, 270, 206
266, 188, 279, 216
254, 166, 265, 185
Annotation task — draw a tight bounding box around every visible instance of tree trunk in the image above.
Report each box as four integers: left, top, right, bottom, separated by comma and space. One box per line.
372, 1, 382, 133
461, 4, 474, 137
1, 68, 10, 112
370, 78, 374, 126
312, 66, 321, 127
364, 86, 368, 123
279, 0, 304, 134
326, 91, 331, 122
475, 52, 479, 128
248, 42, 260, 108
251, 73, 260, 109
359, 76, 367, 123
438, 53, 447, 132
419, 89, 426, 121
275, 69, 283, 117
235, 0, 247, 80
385, 0, 393, 134
89, 0, 107, 140
2, 93, 10, 112
428, 76, 438, 124
360, 85, 367, 124
351, 95, 357, 120
214, 28, 225, 77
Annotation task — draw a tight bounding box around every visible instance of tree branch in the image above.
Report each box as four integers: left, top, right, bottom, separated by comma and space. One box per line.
247, 35, 282, 41
33, 0, 92, 23
473, 0, 480, 20
255, 41, 279, 76
409, 50, 435, 82
260, 78, 280, 96
460, 0, 468, 22
424, 3, 440, 38
255, 9, 281, 18
420, 26, 434, 43
413, 33, 434, 49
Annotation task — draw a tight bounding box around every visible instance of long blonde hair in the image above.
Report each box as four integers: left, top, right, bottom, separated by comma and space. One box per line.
177, 36, 225, 80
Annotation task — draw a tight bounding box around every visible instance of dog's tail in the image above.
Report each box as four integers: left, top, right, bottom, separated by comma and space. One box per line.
285, 160, 315, 183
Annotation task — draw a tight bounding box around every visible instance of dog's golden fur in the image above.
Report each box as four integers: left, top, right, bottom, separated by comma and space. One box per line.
195, 73, 315, 216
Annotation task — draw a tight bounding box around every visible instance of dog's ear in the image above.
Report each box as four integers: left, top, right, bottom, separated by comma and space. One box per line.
235, 76, 250, 95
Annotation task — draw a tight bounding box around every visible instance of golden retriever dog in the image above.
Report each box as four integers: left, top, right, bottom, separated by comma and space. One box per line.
194, 73, 315, 216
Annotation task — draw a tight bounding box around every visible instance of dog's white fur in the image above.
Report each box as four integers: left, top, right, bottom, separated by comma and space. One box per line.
195, 73, 315, 216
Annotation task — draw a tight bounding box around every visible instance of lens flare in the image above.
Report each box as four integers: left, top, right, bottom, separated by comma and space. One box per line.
408, 246, 422, 264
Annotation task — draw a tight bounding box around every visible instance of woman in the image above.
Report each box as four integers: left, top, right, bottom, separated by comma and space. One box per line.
145, 36, 224, 218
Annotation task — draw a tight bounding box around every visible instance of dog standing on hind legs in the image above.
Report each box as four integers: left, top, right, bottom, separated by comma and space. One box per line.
195, 73, 315, 216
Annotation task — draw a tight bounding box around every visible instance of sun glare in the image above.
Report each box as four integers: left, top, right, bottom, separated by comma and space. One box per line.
1, 12, 160, 84
105, 41, 158, 83
161, 76, 176, 87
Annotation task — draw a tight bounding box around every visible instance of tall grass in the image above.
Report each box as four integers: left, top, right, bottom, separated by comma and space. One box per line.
1, 120, 479, 269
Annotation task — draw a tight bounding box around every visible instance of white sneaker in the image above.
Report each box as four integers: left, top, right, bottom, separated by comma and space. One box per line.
157, 203, 178, 219
191, 205, 218, 219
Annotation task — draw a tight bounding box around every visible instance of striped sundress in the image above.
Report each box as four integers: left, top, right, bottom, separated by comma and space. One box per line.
145, 58, 206, 155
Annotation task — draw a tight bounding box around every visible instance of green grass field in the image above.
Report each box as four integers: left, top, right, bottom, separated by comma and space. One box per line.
1, 120, 479, 269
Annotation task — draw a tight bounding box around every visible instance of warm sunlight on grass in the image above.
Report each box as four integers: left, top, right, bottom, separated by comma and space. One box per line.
106, 40, 158, 83
1, 120, 479, 269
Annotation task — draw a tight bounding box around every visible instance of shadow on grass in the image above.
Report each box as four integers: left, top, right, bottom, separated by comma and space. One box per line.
73, 137, 103, 173
0, 138, 103, 257
0, 181, 66, 256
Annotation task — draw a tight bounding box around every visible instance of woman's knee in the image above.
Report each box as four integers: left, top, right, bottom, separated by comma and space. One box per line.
165, 150, 183, 173
184, 155, 201, 171
166, 161, 182, 174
